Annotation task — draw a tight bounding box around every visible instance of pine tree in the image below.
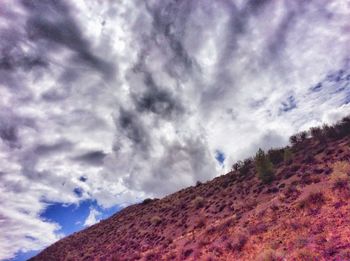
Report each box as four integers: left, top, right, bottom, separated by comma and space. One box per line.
255, 148, 275, 183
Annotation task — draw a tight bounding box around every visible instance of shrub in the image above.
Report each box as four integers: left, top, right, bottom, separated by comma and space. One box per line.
298, 191, 325, 210
310, 126, 326, 143
227, 233, 247, 252
298, 131, 308, 142
195, 218, 206, 229
196, 181, 202, 187
293, 248, 320, 260
150, 216, 162, 226
330, 161, 350, 189
323, 124, 338, 139
145, 250, 161, 261
283, 147, 293, 164
193, 196, 205, 209
233, 158, 252, 176
289, 134, 298, 146
256, 248, 284, 261
290, 131, 308, 146
248, 222, 268, 235
232, 161, 241, 171
182, 248, 193, 259
255, 148, 275, 183
142, 198, 154, 204
337, 116, 350, 137
268, 148, 284, 165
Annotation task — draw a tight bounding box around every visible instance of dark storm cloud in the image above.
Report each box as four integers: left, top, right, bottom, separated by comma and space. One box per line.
0, 50, 47, 71
133, 73, 184, 118
0, 124, 18, 147
0, 111, 37, 149
34, 140, 73, 156
116, 109, 150, 151
41, 87, 71, 102
73, 151, 107, 166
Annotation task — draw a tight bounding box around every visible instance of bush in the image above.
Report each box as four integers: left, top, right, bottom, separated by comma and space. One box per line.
323, 124, 338, 139
337, 116, 350, 137
283, 147, 293, 164
256, 248, 284, 261
232, 158, 252, 176
226, 233, 247, 252
298, 191, 325, 210
330, 161, 350, 189
289, 135, 298, 146
293, 248, 320, 260
142, 198, 154, 204
290, 131, 308, 146
310, 126, 326, 143
298, 131, 308, 142
193, 196, 205, 209
150, 216, 162, 226
255, 148, 275, 183
267, 148, 284, 165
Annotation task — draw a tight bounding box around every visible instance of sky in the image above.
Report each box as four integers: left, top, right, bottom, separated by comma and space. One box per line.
0, 0, 350, 259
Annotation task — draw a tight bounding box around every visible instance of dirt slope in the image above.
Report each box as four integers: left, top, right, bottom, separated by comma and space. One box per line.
30, 125, 350, 261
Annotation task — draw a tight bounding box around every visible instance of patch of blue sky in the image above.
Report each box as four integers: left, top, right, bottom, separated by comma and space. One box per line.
215, 150, 225, 166
10, 200, 120, 260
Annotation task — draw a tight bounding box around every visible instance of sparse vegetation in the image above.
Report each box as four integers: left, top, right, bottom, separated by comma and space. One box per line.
142, 198, 158, 205
193, 196, 205, 209
226, 233, 247, 252
289, 134, 298, 146
32, 114, 350, 261
142, 198, 154, 204
283, 147, 293, 164
330, 161, 350, 190
310, 126, 326, 143
293, 248, 320, 260
255, 148, 275, 183
256, 248, 284, 261
150, 216, 162, 226
298, 191, 325, 210
290, 131, 308, 146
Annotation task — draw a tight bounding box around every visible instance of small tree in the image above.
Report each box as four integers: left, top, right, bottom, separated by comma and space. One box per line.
232, 159, 252, 176
289, 135, 298, 146
268, 148, 284, 165
255, 148, 275, 183
284, 147, 293, 164
310, 126, 326, 143
323, 124, 337, 139
298, 131, 308, 142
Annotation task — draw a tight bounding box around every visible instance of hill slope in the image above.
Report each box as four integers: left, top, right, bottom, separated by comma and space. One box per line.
31, 119, 350, 261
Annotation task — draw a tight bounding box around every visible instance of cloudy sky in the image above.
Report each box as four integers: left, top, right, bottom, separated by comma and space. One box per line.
1, 0, 350, 259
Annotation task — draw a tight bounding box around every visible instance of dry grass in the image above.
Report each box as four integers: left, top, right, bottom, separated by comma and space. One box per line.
330, 161, 350, 189
256, 248, 284, 261
193, 196, 205, 209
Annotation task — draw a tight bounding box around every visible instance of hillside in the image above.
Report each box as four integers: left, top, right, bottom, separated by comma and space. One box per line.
30, 117, 350, 261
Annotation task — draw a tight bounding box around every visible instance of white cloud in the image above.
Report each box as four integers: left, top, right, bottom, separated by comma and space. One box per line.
83, 208, 101, 227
